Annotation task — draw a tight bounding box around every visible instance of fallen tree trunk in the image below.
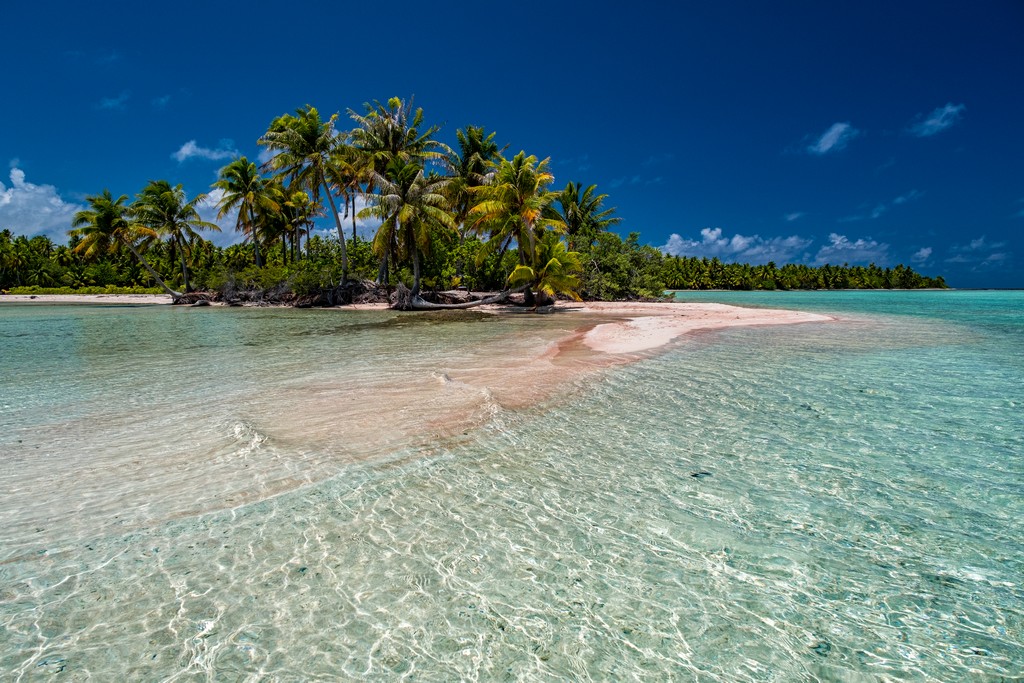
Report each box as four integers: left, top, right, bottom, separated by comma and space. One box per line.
394, 284, 530, 310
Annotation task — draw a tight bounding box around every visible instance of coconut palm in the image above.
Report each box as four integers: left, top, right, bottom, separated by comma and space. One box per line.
133, 180, 219, 292
444, 126, 503, 228
69, 189, 179, 296
361, 159, 456, 298
556, 182, 621, 251
258, 105, 349, 282
328, 143, 373, 245
348, 97, 449, 283
213, 157, 277, 267
507, 231, 583, 308
467, 151, 565, 304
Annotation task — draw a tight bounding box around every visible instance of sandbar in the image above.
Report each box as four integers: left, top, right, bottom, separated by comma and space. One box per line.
557, 300, 833, 353
1, 293, 833, 354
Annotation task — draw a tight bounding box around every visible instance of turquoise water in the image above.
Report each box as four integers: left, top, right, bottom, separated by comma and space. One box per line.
1, 293, 1021, 680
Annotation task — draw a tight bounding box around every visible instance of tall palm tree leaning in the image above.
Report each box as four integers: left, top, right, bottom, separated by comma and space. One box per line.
468, 151, 568, 307
258, 105, 349, 283
212, 157, 277, 267
132, 180, 219, 293
69, 189, 180, 297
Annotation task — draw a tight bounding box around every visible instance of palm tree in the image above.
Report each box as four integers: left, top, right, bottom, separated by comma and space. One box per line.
328, 143, 373, 245
557, 182, 621, 251
361, 159, 456, 298
443, 126, 503, 285
69, 189, 179, 296
467, 151, 565, 305
213, 157, 277, 267
259, 105, 349, 282
348, 97, 449, 283
133, 180, 219, 292
507, 231, 583, 308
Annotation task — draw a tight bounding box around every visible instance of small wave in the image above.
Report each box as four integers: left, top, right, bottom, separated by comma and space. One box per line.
231, 421, 268, 459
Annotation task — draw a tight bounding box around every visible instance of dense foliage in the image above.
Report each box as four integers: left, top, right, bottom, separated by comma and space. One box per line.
0, 97, 947, 300
0, 229, 946, 297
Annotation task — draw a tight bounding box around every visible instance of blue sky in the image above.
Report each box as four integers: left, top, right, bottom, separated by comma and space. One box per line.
2, 1, 1022, 287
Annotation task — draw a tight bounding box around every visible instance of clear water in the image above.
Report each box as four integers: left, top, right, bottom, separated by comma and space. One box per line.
1, 293, 1021, 681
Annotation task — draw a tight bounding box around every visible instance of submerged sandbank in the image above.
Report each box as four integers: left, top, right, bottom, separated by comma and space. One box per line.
0, 293, 174, 304
0, 292, 832, 353
1, 298, 832, 556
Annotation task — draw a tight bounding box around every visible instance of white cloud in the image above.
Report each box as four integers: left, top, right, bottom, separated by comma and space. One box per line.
197, 188, 241, 247
173, 139, 239, 163
813, 233, 890, 266
660, 227, 812, 264
257, 147, 279, 167
909, 103, 966, 137
0, 167, 84, 242
152, 95, 171, 109
807, 122, 859, 155
785, 212, 804, 222
911, 247, 932, 263
97, 91, 130, 110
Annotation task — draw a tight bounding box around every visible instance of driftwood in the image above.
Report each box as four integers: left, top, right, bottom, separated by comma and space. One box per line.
392, 284, 530, 311
172, 291, 219, 305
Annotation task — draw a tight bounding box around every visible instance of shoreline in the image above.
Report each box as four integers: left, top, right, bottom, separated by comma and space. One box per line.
1, 293, 834, 354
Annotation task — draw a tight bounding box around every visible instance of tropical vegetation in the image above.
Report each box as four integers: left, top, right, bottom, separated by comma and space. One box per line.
0, 97, 948, 301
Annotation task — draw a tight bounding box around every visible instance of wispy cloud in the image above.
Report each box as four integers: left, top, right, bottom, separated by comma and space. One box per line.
1013, 198, 1024, 218
945, 237, 1011, 271
813, 233, 890, 266
784, 212, 805, 222
0, 166, 83, 241
96, 91, 130, 110
909, 103, 966, 137
944, 236, 1010, 269
642, 152, 675, 167
152, 95, 172, 109
557, 154, 592, 172
807, 122, 859, 155
661, 228, 812, 265
892, 189, 925, 205
608, 175, 643, 189
173, 139, 239, 163
911, 247, 933, 263
840, 190, 924, 222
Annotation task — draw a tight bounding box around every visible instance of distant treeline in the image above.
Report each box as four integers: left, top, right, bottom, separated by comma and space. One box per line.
1, 228, 945, 298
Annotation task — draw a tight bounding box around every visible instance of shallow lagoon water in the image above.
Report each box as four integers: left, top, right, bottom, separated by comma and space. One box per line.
1, 292, 1021, 680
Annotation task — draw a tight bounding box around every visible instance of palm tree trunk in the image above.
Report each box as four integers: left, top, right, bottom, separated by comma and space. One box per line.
322, 178, 349, 283
177, 236, 191, 292
122, 240, 180, 297
411, 247, 422, 297
350, 194, 358, 244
